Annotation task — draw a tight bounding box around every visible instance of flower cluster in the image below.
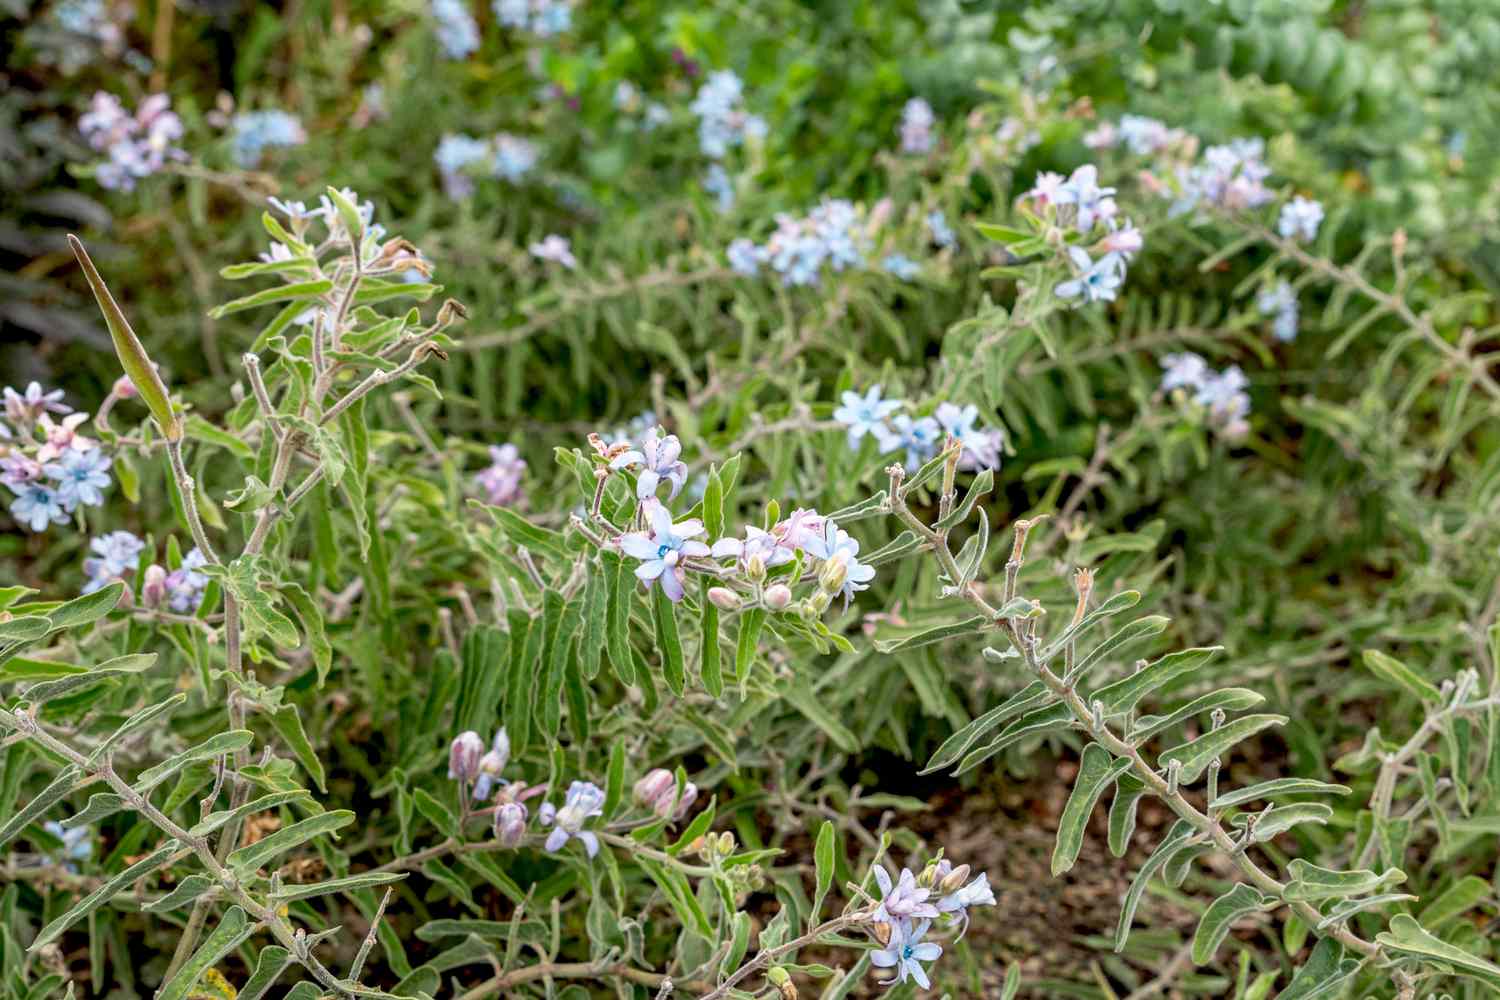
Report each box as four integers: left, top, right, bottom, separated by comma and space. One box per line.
433, 133, 492, 199
833, 386, 1004, 472
690, 71, 766, 159
2, 383, 113, 533
141, 548, 210, 612
229, 109, 307, 168
1021, 165, 1143, 306
81, 530, 144, 593
898, 98, 935, 155
78, 92, 186, 191
868, 857, 996, 989
727, 198, 867, 286
494, 0, 572, 36
1159, 352, 1252, 438
448, 731, 703, 859
1167, 137, 1273, 215
702, 163, 735, 213
1085, 113, 1190, 156
431, 0, 479, 58
1278, 195, 1324, 243
1257, 280, 1299, 343
474, 444, 527, 506
41, 821, 93, 873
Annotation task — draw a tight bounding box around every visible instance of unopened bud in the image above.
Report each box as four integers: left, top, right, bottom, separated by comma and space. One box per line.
716, 831, 735, 855
656, 781, 698, 820
803, 591, 832, 617
112, 374, 137, 399
707, 587, 741, 611
746, 553, 767, 583
938, 863, 971, 895
494, 802, 527, 847
762, 583, 792, 610
818, 556, 848, 595
140, 564, 167, 608
869, 921, 892, 948
917, 861, 940, 889
448, 731, 484, 782
633, 768, 675, 809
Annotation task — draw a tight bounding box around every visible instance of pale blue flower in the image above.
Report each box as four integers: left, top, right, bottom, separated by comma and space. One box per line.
472, 728, 511, 801
882, 254, 920, 281
873, 867, 939, 922
880, 413, 941, 471
871, 919, 942, 989
833, 385, 903, 450
493, 133, 538, 181
727, 238, 764, 276
703, 164, 734, 213
803, 520, 876, 608
935, 402, 1003, 471
609, 428, 687, 501
691, 71, 760, 158
9, 482, 68, 532
1159, 352, 1209, 393
926, 210, 956, 249
3, 382, 70, 423
899, 98, 935, 155
164, 548, 210, 613
435, 133, 491, 199
1278, 196, 1323, 243
1055, 246, 1124, 305
530, 234, 578, 269
230, 110, 306, 168
1257, 280, 1299, 342
45, 447, 111, 509
1054, 164, 1117, 233
619, 501, 710, 602
82, 531, 144, 593
539, 781, 605, 857
42, 821, 92, 872
432, 0, 479, 57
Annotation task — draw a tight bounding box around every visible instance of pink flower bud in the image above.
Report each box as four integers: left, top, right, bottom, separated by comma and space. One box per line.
448, 730, 484, 781
707, 587, 741, 611
762, 584, 792, 610
494, 801, 528, 847
140, 564, 167, 608
633, 768, 675, 809
112, 375, 138, 399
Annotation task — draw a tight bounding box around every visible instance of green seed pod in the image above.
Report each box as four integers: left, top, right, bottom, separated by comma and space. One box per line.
68, 235, 181, 442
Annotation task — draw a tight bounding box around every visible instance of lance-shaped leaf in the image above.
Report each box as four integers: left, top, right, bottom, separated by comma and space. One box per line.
1115, 820, 1196, 951
922, 680, 1051, 775
1230, 802, 1333, 843
156, 905, 255, 1000
228, 809, 354, 875
89, 692, 188, 764
1066, 615, 1170, 684
1053, 744, 1132, 875
67, 236, 179, 441
1377, 914, 1500, 989
1362, 649, 1440, 703
1094, 646, 1223, 715
1128, 689, 1265, 743
143, 873, 219, 913
1108, 772, 1148, 857
22, 652, 156, 703
933, 467, 993, 530
1158, 714, 1288, 784
651, 586, 685, 696
190, 789, 316, 838
30, 839, 179, 951
825, 490, 889, 523
272, 871, 407, 902
207, 279, 334, 319
812, 820, 836, 921
874, 615, 988, 654
1209, 778, 1352, 811
1315, 893, 1417, 931
0, 765, 83, 851
1417, 874, 1491, 931
0, 616, 51, 643
956, 703, 1073, 775
1283, 860, 1405, 901
269, 704, 326, 793
1039, 589, 1143, 661
61, 792, 127, 828
1192, 883, 1272, 965
1277, 938, 1360, 1000
239, 946, 293, 1000
133, 731, 255, 794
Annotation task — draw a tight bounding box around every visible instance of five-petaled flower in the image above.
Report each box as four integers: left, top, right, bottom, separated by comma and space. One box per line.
803, 520, 876, 608
873, 866, 940, 922
619, 501, 710, 602
833, 385, 904, 451
610, 428, 688, 501
871, 919, 943, 989
539, 780, 605, 856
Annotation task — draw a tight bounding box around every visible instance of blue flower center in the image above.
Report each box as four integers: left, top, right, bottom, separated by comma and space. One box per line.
657, 543, 672, 558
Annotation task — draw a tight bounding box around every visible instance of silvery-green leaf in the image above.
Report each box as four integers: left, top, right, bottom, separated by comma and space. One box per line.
133, 730, 254, 794
0, 765, 84, 850
1283, 859, 1405, 901
1129, 689, 1265, 743
1115, 820, 1196, 951
1376, 914, 1500, 989
272, 871, 407, 902
922, 681, 1052, 775
1209, 778, 1352, 811
143, 874, 219, 913
22, 653, 156, 703
155, 905, 254, 1000
1053, 743, 1132, 875
1191, 883, 1271, 965
30, 840, 179, 951
1158, 714, 1288, 784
